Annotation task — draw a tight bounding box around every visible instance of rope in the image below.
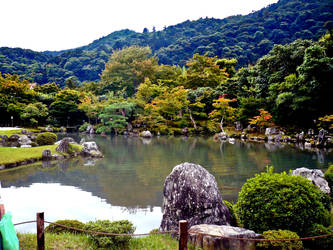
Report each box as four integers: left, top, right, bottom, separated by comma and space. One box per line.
44, 221, 177, 237
13, 220, 333, 241
14, 220, 36, 226
188, 232, 333, 242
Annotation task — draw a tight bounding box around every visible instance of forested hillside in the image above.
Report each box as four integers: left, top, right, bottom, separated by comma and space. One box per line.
0, 0, 332, 86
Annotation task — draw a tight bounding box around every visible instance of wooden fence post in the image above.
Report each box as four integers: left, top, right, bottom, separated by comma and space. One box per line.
37, 212, 45, 250
179, 220, 188, 250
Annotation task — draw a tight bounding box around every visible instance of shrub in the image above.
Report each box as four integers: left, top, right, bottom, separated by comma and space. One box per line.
36, 132, 57, 146
304, 224, 333, 250
235, 167, 330, 235
79, 122, 90, 132
84, 220, 135, 248
223, 200, 239, 227
45, 220, 85, 234
324, 165, 333, 197
256, 229, 303, 250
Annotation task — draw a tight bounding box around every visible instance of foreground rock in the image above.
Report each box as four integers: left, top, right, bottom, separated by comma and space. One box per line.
160, 162, 231, 231
292, 167, 330, 194
81, 141, 103, 158
188, 224, 259, 250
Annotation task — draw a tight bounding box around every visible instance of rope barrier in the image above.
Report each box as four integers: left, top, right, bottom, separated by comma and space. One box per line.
13, 219, 333, 242
188, 232, 333, 242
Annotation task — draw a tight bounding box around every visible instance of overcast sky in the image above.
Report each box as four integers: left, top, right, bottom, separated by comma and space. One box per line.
0, 0, 278, 52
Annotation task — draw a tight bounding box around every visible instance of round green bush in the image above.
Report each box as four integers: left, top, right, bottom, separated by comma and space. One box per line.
235, 168, 330, 235
304, 224, 333, 250
45, 219, 85, 234
324, 165, 333, 197
257, 229, 303, 250
84, 220, 135, 248
36, 132, 57, 145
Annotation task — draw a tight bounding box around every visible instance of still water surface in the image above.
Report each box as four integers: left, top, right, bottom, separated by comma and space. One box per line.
0, 134, 332, 233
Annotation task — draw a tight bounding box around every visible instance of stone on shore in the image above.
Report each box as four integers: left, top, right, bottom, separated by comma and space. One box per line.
18, 135, 32, 146
292, 167, 330, 194
160, 162, 231, 231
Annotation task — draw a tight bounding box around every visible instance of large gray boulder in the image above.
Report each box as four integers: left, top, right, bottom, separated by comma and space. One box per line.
292, 167, 330, 194
188, 224, 259, 250
160, 162, 231, 231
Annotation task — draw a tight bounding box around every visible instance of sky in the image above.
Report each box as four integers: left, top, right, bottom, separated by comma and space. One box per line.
0, 0, 278, 52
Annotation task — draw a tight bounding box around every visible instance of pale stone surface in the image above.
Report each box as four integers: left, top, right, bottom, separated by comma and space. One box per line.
214, 132, 228, 140
188, 224, 259, 250
265, 127, 277, 135
81, 141, 103, 158
140, 130, 152, 138
18, 135, 32, 146
292, 167, 330, 194
160, 162, 231, 231
45, 125, 53, 132
55, 137, 77, 145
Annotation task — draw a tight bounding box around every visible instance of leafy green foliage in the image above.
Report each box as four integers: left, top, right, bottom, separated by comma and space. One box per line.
235, 167, 331, 235
36, 132, 57, 146
1, 0, 332, 85
83, 220, 135, 248
98, 101, 136, 134
100, 46, 157, 96
256, 229, 303, 250
324, 165, 333, 197
304, 224, 333, 250
45, 220, 85, 234
223, 200, 239, 227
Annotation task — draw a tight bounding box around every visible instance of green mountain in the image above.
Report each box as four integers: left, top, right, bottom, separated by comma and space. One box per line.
0, 0, 332, 86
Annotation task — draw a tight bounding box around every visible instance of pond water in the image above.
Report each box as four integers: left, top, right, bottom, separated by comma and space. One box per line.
0, 134, 332, 233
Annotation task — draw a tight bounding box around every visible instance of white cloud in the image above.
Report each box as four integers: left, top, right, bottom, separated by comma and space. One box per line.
0, 0, 277, 51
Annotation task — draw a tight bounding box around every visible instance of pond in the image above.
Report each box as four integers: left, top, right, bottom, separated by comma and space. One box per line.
0, 134, 332, 234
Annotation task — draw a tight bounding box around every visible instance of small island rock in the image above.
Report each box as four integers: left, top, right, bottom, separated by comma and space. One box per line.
81, 141, 103, 158
140, 130, 152, 138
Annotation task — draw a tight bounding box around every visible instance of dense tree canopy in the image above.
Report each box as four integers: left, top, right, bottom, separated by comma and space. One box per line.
0, 0, 332, 86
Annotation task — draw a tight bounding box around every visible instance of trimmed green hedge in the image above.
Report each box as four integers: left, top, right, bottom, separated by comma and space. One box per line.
45, 220, 85, 234
257, 229, 303, 250
36, 132, 57, 146
84, 220, 135, 248
235, 167, 330, 235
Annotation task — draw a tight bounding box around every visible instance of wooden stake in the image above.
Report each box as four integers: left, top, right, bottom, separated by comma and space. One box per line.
0, 204, 5, 219
179, 220, 188, 250
37, 212, 45, 250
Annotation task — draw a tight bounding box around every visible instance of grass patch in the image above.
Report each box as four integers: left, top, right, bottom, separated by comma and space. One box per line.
0, 144, 82, 165
18, 233, 95, 250
18, 232, 201, 250
0, 129, 22, 136
0, 128, 41, 136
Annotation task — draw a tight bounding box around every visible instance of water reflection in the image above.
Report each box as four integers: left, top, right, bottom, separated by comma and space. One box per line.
0, 135, 332, 233
1, 183, 162, 233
